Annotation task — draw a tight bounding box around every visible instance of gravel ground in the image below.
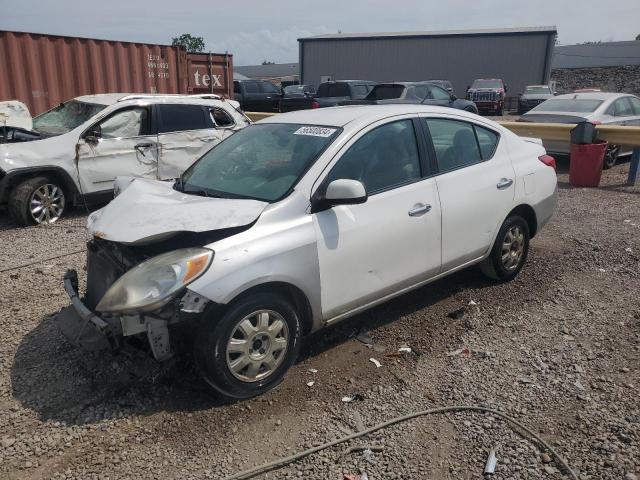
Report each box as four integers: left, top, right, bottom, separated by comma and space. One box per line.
0, 158, 638, 480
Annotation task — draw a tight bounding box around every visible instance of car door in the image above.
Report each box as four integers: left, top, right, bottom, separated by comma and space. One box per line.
423, 85, 453, 107
76, 106, 158, 194
312, 118, 442, 320
604, 97, 636, 126
156, 103, 231, 179
260, 81, 282, 112
422, 116, 513, 270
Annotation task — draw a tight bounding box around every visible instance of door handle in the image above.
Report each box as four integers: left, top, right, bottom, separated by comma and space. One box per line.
408, 203, 432, 217
496, 178, 513, 190
135, 143, 153, 157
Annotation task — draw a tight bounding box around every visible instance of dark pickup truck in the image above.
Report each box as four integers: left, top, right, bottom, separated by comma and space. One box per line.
233, 79, 282, 112
279, 84, 319, 113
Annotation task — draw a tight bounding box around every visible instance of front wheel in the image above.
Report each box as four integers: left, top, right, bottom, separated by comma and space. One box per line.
480, 215, 530, 281
603, 145, 620, 170
195, 292, 301, 399
9, 176, 67, 226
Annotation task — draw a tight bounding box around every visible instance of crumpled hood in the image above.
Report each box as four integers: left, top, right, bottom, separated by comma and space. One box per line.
87, 178, 269, 244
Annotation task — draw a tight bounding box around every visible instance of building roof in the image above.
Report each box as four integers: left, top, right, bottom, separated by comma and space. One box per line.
553, 40, 640, 69
234, 63, 299, 79
299, 26, 557, 41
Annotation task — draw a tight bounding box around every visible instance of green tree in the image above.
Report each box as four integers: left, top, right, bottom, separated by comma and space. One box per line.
171, 34, 205, 52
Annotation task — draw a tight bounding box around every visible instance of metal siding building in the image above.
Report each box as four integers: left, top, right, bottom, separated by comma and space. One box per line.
299, 27, 557, 97
553, 40, 640, 69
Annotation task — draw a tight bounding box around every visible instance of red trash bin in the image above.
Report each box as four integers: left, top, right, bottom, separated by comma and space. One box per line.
569, 141, 608, 187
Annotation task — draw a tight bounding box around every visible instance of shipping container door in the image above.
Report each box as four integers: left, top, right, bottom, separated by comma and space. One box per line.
156, 104, 228, 179
76, 106, 159, 194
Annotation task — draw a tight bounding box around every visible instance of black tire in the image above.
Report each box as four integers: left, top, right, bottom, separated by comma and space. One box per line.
480, 215, 530, 282
603, 145, 620, 170
8, 176, 67, 226
195, 292, 301, 399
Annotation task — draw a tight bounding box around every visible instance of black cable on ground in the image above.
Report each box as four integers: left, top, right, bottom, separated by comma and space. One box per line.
222, 405, 578, 480
0, 249, 85, 273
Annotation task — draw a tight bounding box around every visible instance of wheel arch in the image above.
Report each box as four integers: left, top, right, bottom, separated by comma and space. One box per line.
222, 281, 315, 336
1, 167, 79, 204
508, 204, 538, 238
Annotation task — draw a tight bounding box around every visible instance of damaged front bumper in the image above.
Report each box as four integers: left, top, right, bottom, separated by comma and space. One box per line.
54, 269, 209, 361
55, 270, 121, 352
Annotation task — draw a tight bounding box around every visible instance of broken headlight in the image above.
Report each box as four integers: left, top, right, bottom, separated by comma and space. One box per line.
96, 248, 213, 314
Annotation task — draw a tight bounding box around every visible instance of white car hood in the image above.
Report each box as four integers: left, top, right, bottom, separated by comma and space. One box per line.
87, 178, 268, 244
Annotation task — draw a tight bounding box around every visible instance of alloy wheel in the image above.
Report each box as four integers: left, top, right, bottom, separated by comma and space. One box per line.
30, 184, 65, 224
501, 225, 525, 271
226, 309, 289, 383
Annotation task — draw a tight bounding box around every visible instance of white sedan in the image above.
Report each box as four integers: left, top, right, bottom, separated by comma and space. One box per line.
56, 105, 558, 399
520, 91, 640, 168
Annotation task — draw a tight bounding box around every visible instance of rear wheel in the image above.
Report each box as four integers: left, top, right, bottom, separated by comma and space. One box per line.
195, 292, 301, 399
481, 215, 530, 281
9, 176, 66, 226
603, 145, 620, 170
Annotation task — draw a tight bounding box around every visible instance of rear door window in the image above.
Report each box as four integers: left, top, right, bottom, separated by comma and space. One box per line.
158, 104, 208, 133
424, 119, 498, 172
210, 108, 235, 127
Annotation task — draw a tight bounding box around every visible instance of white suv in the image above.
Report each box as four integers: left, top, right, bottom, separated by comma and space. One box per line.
0, 94, 249, 225
55, 105, 557, 399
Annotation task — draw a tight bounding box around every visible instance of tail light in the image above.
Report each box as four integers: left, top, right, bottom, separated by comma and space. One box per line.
590, 120, 602, 125
539, 154, 556, 170
311, 100, 320, 109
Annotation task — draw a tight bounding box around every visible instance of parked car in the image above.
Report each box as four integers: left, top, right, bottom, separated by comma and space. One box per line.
0, 94, 249, 225
467, 79, 508, 115
519, 92, 640, 168
425, 80, 454, 94
279, 84, 319, 113
55, 105, 557, 399
314, 80, 377, 108
343, 82, 478, 113
518, 85, 555, 114
233, 80, 282, 112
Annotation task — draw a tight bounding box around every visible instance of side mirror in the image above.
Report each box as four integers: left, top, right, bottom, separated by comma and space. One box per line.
83, 125, 101, 145
553, 91, 558, 96
311, 179, 367, 213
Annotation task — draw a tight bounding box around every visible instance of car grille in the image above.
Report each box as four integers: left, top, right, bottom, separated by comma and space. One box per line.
472, 91, 497, 102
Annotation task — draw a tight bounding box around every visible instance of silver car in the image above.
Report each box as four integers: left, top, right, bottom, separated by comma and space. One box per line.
55, 105, 557, 399
519, 92, 640, 168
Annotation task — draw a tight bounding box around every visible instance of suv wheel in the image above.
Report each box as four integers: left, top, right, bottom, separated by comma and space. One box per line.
603, 145, 620, 170
195, 292, 301, 399
480, 215, 530, 282
9, 177, 66, 226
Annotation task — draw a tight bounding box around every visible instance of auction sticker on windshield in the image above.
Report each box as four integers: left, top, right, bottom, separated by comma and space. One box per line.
293, 126, 337, 137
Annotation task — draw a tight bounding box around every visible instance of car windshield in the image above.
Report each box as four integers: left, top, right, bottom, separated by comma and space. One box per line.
317, 83, 350, 97
472, 80, 503, 89
525, 86, 551, 94
180, 124, 340, 202
531, 99, 603, 113
284, 85, 305, 95
32, 100, 106, 136
366, 85, 406, 100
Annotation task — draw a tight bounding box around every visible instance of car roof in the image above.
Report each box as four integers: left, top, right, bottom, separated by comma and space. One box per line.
258, 104, 478, 128
553, 92, 629, 100
74, 93, 237, 108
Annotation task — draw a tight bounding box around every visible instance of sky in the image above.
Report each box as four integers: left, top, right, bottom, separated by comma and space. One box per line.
2, 0, 639, 65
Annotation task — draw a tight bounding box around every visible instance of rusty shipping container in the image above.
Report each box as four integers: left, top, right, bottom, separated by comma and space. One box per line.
186, 52, 233, 98
0, 31, 233, 115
